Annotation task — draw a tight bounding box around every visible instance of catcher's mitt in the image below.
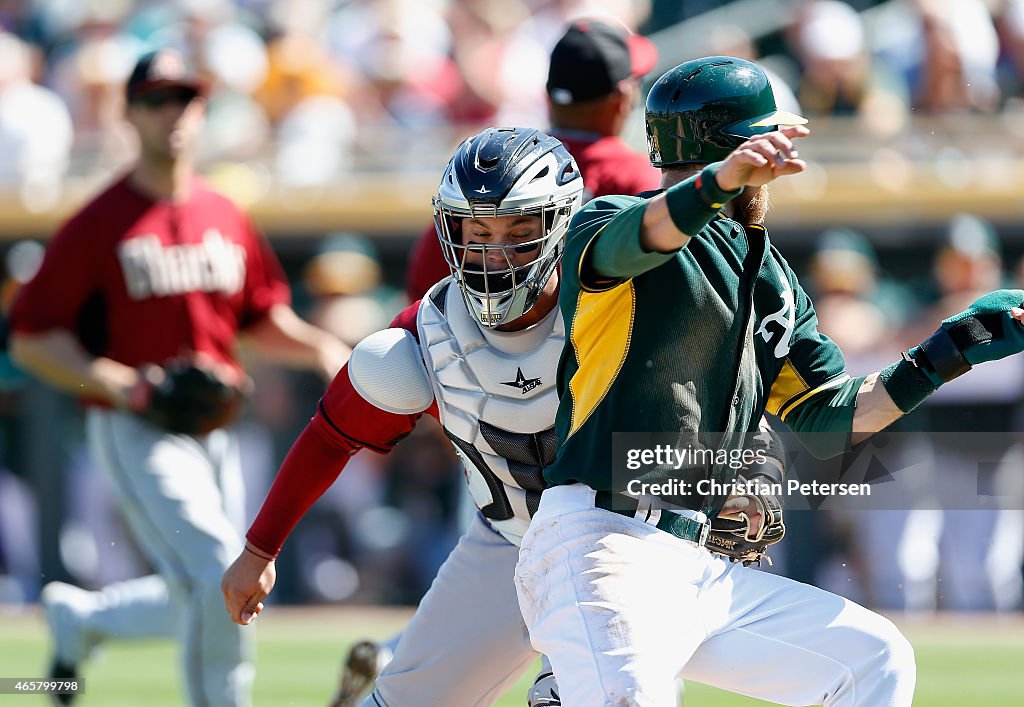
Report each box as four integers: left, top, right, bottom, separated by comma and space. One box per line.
131, 361, 246, 436
706, 419, 787, 565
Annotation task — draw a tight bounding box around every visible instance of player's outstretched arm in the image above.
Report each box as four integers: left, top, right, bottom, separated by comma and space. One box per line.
789, 290, 1024, 456
221, 418, 358, 624
854, 290, 1024, 442
222, 314, 432, 624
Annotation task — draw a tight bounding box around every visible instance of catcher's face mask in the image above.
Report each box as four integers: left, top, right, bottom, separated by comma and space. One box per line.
433, 127, 583, 328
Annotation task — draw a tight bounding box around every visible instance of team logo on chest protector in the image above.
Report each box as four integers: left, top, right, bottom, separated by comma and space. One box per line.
501, 367, 542, 394
756, 272, 795, 359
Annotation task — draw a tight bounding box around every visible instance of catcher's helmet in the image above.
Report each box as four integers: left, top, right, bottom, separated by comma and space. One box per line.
645, 56, 807, 167
434, 127, 583, 328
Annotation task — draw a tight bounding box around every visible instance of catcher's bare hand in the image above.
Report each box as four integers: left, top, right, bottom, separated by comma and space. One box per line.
716, 126, 810, 191
222, 543, 277, 625
717, 493, 766, 541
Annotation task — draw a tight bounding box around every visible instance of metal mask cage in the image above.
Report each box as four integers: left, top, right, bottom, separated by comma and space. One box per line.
433, 196, 576, 327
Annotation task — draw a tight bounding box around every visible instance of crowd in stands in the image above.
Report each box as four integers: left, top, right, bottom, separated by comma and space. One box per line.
1, 0, 1024, 194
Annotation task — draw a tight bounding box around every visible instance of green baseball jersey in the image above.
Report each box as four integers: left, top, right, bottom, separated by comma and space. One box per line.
549, 192, 849, 518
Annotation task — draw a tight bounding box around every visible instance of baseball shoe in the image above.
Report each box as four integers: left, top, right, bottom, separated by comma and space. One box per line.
40, 582, 99, 706
527, 669, 560, 706
327, 640, 392, 707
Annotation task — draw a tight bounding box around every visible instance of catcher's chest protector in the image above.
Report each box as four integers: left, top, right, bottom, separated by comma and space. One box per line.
418, 280, 563, 546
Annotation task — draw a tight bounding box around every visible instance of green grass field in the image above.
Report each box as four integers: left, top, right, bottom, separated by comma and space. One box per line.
0, 606, 1021, 706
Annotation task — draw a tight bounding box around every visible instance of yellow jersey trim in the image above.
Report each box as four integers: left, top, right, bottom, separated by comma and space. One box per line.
778, 374, 851, 421
567, 281, 635, 438
766, 359, 808, 417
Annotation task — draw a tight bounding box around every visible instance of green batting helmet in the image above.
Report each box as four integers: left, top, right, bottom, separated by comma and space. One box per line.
645, 56, 806, 167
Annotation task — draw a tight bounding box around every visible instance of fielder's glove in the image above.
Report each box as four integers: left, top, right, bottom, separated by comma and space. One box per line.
706, 420, 787, 566
129, 360, 246, 436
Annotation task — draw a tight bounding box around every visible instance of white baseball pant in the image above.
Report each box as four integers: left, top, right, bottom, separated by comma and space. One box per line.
85, 409, 253, 707
515, 484, 916, 707
363, 512, 538, 706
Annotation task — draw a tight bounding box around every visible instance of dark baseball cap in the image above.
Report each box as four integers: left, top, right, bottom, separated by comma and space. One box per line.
126, 48, 204, 102
547, 19, 658, 105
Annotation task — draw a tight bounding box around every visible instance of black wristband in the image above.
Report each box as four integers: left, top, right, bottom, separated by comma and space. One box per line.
917, 327, 971, 383
878, 355, 938, 414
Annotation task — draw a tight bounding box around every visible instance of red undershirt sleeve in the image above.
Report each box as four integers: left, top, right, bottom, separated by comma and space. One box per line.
246, 300, 435, 557
245, 418, 358, 557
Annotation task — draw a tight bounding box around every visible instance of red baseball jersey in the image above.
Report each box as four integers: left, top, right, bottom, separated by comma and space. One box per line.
10, 174, 290, 375
404, 134, 659, 302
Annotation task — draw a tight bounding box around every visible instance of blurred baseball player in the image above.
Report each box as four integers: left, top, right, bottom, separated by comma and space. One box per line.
404, 18, 660, 302
515, 55, 1024, 706
10, 49, 347, 706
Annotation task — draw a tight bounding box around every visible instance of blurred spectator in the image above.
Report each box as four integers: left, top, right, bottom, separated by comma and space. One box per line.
44, 6, 140, 171
257, 0, 357, 184
704, 23, 803, 117
259, 0, 351, 125
329, 0, 468, 129
303, 233, 397, 348
143, 0, 274, 163
906, 214, 1024, 611
0, 31, 73, 205
874, 0, 1001, 113
274, 94, 356, 186
197, 20, 272, 162
786, 1, 908, 135
802, 230, 932, 610
257, 34, 336, 128
807, 228, 915, 331
807, 228, 902, 354
445, 0, 542, 127
995, 0, 1024, 107
143, 0, 238, 70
